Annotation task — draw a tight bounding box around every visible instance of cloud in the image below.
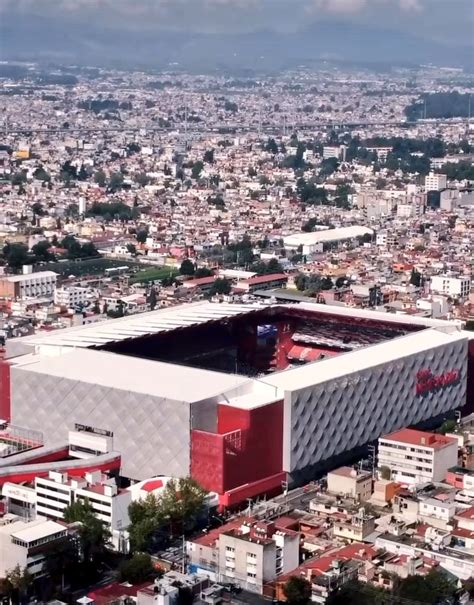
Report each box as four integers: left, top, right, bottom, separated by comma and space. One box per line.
307, 0, 425, 13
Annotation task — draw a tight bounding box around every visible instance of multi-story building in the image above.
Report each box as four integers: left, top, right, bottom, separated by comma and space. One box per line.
327, 467, 372, 501
0, 270, 57, 300
378, 429, 458, 486
0, 513, 68, 578
430, 275, 471, 300
54, 286, 91, 308
34, 470, 131, 551
188, 518, 299, 594
424, 172, 447, 192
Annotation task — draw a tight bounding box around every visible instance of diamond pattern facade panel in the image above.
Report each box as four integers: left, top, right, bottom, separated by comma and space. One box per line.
11, 370, 191, 480
287, 341, 468, 481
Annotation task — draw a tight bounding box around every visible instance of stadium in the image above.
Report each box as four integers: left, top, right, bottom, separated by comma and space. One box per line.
1, 301, 472, 509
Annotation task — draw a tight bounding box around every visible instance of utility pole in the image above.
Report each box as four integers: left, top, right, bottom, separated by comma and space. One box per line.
181, 534, 186, 573
367, 444, 376, 479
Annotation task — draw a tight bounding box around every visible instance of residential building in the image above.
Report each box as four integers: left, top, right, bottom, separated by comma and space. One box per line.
54, 286, 91, 308
378, 429, 458, 486
425, 172, 448, 192
326, 466, 372, 501
430, 275, 471, 299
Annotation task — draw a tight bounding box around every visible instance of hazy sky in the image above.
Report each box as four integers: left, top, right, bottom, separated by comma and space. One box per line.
0, 0, 472, 44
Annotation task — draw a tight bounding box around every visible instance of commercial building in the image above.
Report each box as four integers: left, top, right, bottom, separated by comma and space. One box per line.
0, 270, 57, 300
430, 275, 471, 300
0, 513, 68, 578
34, 470, 131, 551
378, 429, 458, 486
3, 301, 471, 509
327, 467, 372, 501
283, 227, 373, 256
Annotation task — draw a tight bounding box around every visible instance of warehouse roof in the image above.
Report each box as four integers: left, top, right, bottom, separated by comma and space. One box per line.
283, 226, 373, 247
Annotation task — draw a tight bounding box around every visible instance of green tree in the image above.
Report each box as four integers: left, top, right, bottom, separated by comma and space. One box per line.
135, 172, 150, 187
180, 259, 195, 276
321, 276, 333, 290
119, 553, 156, 584
126, 243, 137, 256
136, 229, 148, 244
11, 171, 27, 187
33, 166, 51, 182
81, 241, 99, 258
191, 161, 204, 179
32, 239, 54, 262
394, 569, 457, 603
128, 493, 163, 552
195, 267, 213, 278
283, 576, 312, 605
109, 171, 124, 191
410, 268, 422, 287
159, 477, 208, 533
379, 465, 391, 480
265, 138, 279, 154
94, 169, 107, 187
5, 565, 33, 605
3, 243, 29, 272
203, 149, 214, 164
63, 500, 111, 564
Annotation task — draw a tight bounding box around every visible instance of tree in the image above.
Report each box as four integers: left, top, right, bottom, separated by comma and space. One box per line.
63, 500, 111, 564
209, 278, 231, 296
135, 172, 150, 187
11, 171, 27, 187
5, 565, 33, 605
321, 276, 333, 290
32, 239, 54, 262
379, 465, 391, 480
283, 576, 312, 605
203, 149, 214, 164
81, 241, 99, 258
265, 138, 279, 154
394, 569, 457, 603
94, 169, 107, 187
180, 259, 195, 276
119, 553, 156, 584
126, 243, 137, 256
191, 161, 204, 179
128, 493, 163, 552
159, 477, 208, 533
195, 267, 213, 278
3, 243, 29, 272
410, 268, 422, 287
148, 287, 158, 311
33, 166, 51, 182
109, 171, 124, 192
136, 229, 148, 244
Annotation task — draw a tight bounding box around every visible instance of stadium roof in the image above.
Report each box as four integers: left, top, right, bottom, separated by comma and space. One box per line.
13, 348, 252, 403
7, 301, 267, 351
263, 327, 467, 392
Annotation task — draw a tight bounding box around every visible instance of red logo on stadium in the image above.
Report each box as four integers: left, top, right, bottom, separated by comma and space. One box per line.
416, 368, 460, 396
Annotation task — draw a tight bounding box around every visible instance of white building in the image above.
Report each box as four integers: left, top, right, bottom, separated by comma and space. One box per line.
0, 513, 67, 578
54, 286, 91, 308
425, 172, 447, 192
327, 467, 372, 501
378, 428, 458, 486
430, 275, 471, 300
0, 270, 57, 300
35, 470, 131, 551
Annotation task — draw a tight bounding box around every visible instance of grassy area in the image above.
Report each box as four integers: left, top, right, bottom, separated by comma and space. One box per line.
40, 257, 143, 277
129, 266, 178, 284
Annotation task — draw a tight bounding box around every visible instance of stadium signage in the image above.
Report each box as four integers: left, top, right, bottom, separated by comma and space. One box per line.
416, 368, 460, 396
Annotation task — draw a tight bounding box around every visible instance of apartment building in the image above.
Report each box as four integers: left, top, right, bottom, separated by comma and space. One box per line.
424, 172, 447, 192
218, 521, 299, 593
0, 270, 57, 300
35, 470, 131, 551
54, 286, 91, 308
188, 518, 299, 594
0, 513, 68, 578
327, 467, 373, 502
430, 275, 471, 299
378, 429, 458, 486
